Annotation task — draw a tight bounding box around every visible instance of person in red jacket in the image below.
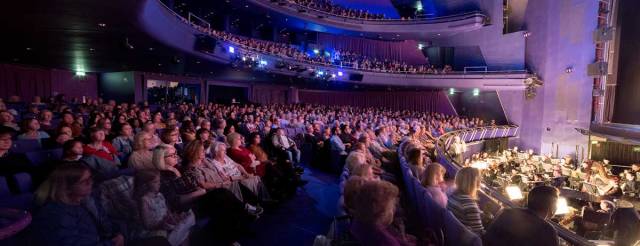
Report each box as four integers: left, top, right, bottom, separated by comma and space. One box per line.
83, 127, 120, 165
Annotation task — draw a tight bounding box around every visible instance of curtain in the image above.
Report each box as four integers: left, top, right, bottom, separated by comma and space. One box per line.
316, 33, 428, 65
249, 85, 288, 105
603, 84, 616, 123
298, 89, 456, 115
0, 64, 52, 101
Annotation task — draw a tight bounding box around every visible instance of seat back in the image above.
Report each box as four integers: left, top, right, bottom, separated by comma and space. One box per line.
10, 139, 42, 153
0, 177, 11, 198
12, 173, 32, 194
25, 148, 63, 166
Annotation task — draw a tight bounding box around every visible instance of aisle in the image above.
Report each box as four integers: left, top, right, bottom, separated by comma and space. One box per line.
239, 166, 341, 246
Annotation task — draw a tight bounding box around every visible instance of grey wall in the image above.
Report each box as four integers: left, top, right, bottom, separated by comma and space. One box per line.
430, 0, 526, 71
517, 0, 598, 156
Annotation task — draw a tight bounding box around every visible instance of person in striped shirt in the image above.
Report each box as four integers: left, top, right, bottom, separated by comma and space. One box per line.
447, 167, 484, 235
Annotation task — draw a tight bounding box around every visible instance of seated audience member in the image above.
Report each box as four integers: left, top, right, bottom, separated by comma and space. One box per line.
59, 112, 83, 138
30, 163, 125, 246
59, 140, 84, 163
210, 141, 271, 202
342, 176, 367, 214
351, 163, 379, 181
128, 132, 154, 170
142, 122, 161, 149
180, 140, 245, 201
621, 171, 639, 196
151, 144, 205, 212
227, 132, 264, 176
483, 185, 560, 246
345, 148, 367, 173
82, 127, 120, 181
339, 124, 356, 149
0, 110, 20, 132
134, 169, 194, 246
17, 118, 50, 140
39, 109, 56, 132
349, 180, 414, 246
112, 122, 134, 164
406, 147, 426, 181
83, 127, 120, 164
271, 128, 301, 165
0, 127, 36, 192
160, 127, 183, 155
448, 167, 485, 235
48, 126, 73, 148
421, 162, 448, 208
330, 126, 348, 155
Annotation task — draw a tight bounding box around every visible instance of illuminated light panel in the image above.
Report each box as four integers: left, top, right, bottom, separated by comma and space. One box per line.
228, 46, 235, 53
505, 185, 523, 200
555, 197, 570, 215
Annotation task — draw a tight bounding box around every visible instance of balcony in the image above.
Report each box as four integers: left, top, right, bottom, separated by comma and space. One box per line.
246, 0, 487, 36
140, 0, 528, 90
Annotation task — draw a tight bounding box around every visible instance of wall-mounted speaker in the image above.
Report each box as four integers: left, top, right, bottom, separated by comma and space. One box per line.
593, 27, 614, 42
587, 62, 609, 76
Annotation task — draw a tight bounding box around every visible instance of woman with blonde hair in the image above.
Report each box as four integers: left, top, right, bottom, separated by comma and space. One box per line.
447, 167, 484, 235
31, 163, 125, 246
128, 132, 154, 170
421, 163, 447, 208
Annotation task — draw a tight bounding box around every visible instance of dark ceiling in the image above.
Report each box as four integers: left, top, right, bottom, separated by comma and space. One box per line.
0, 0, 452, 92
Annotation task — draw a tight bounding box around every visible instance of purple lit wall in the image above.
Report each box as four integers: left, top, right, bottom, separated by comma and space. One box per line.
516, 0, 598, 157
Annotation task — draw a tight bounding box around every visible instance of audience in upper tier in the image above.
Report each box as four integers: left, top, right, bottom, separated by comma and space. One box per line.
0, 94, 497, 245
287, 0, 388, 20
173, 17, 457, 75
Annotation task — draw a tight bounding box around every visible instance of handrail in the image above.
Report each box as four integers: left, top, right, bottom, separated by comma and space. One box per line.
435, 126, 595, 246
259, 0, 487, 25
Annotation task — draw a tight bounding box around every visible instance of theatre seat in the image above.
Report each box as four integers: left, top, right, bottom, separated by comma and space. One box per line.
25, 149, 62, 166
10, 139, 41, 153
443, 211, 482, 246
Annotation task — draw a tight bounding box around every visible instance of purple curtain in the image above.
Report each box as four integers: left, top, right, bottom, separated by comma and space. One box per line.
0, 64, 52, 101
249, 85, 288, 105
298, 90, 457, 115
316, 33, 428, 65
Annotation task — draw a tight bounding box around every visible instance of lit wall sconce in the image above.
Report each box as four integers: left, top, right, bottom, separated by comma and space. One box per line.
565, 66, 574, 73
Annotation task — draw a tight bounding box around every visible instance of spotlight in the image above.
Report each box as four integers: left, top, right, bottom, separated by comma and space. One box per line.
473, 88, 480, 96
259, 60, 267, 66
228, 46, 235, 54
313, 49, 319, 54
565, 66, 573, 73
523, 31, 532, 38
75, 71, 86, 76
337, 71, 343, 77
317, 71, 324, 76
505, 185, 523, 200
418, 44, 424, 50
242, 56, 247, 61
449, 88, 455, 95
331, 73, 336, 78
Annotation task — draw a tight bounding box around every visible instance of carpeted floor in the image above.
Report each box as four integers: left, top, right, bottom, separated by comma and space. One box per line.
238, 165, 340, 246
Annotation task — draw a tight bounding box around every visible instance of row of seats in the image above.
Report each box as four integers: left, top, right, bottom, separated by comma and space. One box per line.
398, 151, 482, 246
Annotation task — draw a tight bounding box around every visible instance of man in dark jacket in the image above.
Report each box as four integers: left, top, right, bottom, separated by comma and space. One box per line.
483, 185, 560, 246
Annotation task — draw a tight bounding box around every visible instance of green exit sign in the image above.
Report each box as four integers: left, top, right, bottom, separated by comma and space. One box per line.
633, 146, 640, 152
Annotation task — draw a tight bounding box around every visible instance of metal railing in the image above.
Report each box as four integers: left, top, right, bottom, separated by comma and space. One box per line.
435, 126, 595, 246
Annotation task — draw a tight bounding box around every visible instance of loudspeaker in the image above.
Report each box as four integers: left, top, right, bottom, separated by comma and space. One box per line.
587, 62, 609, 76
593, 27, 614, 42
348, 73, 363, 81
194, 34, 217, 54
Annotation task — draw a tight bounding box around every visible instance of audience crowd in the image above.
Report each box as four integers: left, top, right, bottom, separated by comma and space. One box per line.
0, 94, 495, 245
286, 0, 388, 20
180, 18, 455, 75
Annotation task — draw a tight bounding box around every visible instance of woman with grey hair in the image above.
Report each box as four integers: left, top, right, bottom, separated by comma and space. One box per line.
209, 141, 272, 202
